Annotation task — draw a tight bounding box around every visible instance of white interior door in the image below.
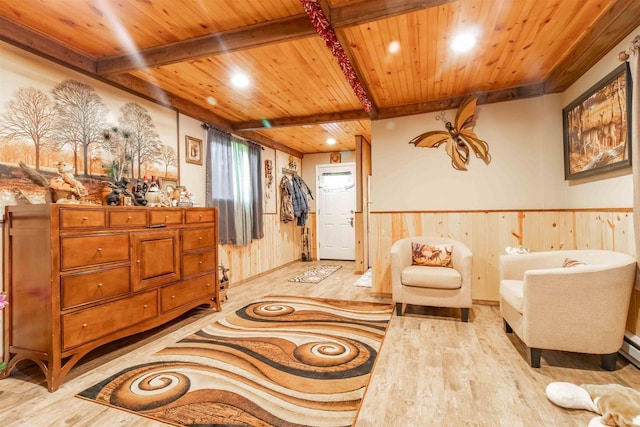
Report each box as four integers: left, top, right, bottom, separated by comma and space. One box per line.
317, 163, 356, 260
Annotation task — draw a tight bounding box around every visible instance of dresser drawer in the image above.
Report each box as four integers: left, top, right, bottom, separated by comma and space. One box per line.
60, 208, 106, 229
160, 273, 215, 312
61, 266, 131, 309
185, 210, 215, 224
61, 233, 130, 270
109, 209, 147, 227
182, 250, 216, 277
149, 209, 183, 226
62, 290, 158, 350
182, 227, 215, 251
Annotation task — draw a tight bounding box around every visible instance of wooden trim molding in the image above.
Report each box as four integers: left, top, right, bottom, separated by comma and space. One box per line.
371, 208, 633, 214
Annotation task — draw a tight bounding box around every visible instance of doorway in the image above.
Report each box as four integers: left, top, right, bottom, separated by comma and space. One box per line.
316, 163, 356, 260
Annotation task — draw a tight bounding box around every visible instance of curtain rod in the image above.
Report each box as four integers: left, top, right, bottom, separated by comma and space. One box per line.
201, 122, 264, 150
618, 34, 640, 61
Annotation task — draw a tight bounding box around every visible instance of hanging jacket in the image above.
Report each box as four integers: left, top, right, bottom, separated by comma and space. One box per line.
291, 174, 313, 226
280, 175, 295, 223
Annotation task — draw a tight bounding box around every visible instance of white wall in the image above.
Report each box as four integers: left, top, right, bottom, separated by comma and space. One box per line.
302, 151, 356, 212
178, 113, 207, 205
372, 96, 560, 211
371, 25, 640, 212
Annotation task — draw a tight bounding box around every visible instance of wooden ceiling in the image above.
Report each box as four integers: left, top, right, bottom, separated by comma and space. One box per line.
1, 0, 639, 157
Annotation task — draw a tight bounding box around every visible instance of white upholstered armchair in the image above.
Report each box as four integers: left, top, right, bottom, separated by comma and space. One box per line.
500, 250, 636, 370
391, 236, 473, 321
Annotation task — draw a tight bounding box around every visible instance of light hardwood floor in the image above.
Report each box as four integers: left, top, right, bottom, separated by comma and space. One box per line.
1, 260, 639, 426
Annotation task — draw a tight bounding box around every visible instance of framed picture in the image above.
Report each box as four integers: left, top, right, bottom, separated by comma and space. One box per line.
185, 135, 203, 165
330, 152, 341, 164
563, 63, 632, 180
158, 176, 178, 192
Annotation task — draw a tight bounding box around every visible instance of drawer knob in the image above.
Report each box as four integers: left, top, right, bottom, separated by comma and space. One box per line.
136, 260, 141, 263
97, 248, 103, 252
82, 217, 89, 221
143, 304, 148, 308
82, 323, 88, 328
97, 283, 103, 288
171, 295, 176, 299
198, 236, 203, 240
206, 283, 211, 287
198, 260, 203, 264
127, 216, 132, 220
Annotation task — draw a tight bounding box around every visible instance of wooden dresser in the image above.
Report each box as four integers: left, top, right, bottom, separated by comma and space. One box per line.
1, 204, 220, 391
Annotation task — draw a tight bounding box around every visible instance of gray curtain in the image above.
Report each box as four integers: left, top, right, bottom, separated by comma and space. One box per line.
629, 36, 640, 288
248, 142, 264, 239
206, 126, 235, 244
205, 126, 264, 245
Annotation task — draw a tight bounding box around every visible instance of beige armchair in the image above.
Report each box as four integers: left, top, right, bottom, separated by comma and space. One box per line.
500, 250, 636, 370
391, 236, 473, 321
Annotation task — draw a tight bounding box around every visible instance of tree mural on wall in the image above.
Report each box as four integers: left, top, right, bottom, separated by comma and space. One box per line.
51, 80, 108, 176
0, 87, 57, 170
158, 144, 178, 177
0, 51, 179, 210
119, 102, 162, 179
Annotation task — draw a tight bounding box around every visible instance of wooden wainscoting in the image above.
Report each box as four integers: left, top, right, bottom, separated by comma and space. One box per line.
217, 213, 303, 285
370, 209, 635, 301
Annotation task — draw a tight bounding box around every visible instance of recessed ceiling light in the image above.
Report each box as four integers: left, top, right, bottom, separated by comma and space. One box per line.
326, 137, 337, 146
451, 32, 477, 53
388, 40, 401, 54
231, 72, 250, 88
206, 96, 217, 106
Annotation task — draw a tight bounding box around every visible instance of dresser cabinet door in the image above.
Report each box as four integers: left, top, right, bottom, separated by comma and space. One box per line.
132, 230, 180, 290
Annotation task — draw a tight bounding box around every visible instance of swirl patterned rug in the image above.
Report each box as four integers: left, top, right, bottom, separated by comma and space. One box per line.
77, 296, 394, 427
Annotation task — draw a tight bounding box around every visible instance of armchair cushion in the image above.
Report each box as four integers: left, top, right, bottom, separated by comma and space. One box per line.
402, 265, 461, 289
499, 280, 524, 313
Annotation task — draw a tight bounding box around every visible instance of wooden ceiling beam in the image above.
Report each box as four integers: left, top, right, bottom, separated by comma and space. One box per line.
0, 16, 96, 74
105, 74, 303, 158
233, 110, 369, 131
96, 14, 317, 76
375, 84, 544, 120
96, 0, 456, 76
330, 0, 457, 28
544, 0, 640, 93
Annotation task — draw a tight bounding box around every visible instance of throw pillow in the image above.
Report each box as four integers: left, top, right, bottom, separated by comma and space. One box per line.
562, 258, 587, 268
411, 243, 453, 267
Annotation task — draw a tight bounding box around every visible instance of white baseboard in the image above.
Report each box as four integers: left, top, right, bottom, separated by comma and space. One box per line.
620, 332, 640, 369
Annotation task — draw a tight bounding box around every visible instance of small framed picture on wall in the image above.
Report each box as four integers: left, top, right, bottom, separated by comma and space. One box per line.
330, 152, 341, 164
185, 135, 203, 165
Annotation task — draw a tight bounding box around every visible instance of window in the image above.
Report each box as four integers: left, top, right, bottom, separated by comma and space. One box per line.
205, 126, 263, 245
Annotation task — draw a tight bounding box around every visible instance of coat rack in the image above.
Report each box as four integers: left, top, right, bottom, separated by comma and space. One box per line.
281, 167, 298, 175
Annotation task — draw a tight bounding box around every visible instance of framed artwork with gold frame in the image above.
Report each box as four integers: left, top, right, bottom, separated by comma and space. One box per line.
185, 135, 203, 165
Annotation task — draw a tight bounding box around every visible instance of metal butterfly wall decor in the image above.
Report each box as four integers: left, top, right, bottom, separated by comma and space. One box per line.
409, 96, 491, 171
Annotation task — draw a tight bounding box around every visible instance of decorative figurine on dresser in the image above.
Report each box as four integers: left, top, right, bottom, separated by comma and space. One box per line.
1, 204, 220, 391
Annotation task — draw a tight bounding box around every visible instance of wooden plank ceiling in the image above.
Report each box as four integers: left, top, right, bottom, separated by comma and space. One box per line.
1, 0, 639, 156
